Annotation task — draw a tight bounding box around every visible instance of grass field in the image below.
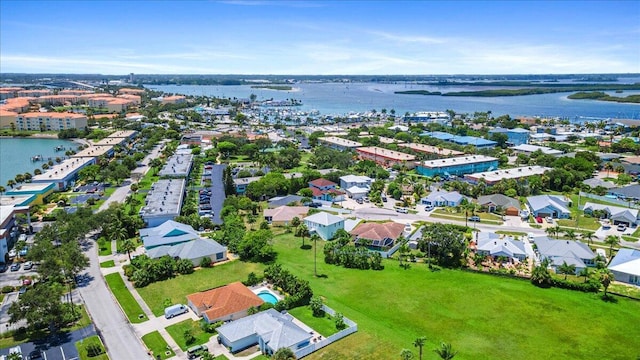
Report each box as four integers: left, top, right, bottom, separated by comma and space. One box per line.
271, 233, 640, 360
100, 260, 115, 268
137, 260, 266, 317
141, 331, 174, 359
75, 335, 109, 360
97, 237, 112, 256
431, 209, 503, 225
104, 273, 147, 323
165, 319, 211, 350
557, 217, 601, 230
287, 306, 338, 337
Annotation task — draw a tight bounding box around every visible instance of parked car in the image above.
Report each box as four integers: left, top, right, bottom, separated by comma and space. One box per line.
381, 196, 388, 202
10, 263, 21, 272
425, 205, 434, 211
535, 217, 543, 223
0, 263, 8, 273
22, 278, 32, 286
363, 197, 370, 203
164, 304, 189, 319
28, 349, 43, 359
617, 224, 627, 232
187, 344, 208, 359
545, 216, 553, 224
23, 261, 33, 270
468, 216, 481, 222
356, 198, 363, 204
308, 202, 321, 208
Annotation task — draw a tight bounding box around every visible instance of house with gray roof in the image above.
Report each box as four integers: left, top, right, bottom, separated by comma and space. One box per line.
303, 212, 344, 240
140, 220, 199, 249
420, 190, 464, 207
583, 202, 639, 227
608, 184, 640, 201
267, 195, 304, 208
608, 249, 640, 286
527, 195, 571, 219
532, 236, 595, 274
217, 308, 313, 356
476, 233, 527, 261
477, 194, 521, 216
147, 238, 227, 266
582, 178, 616, 190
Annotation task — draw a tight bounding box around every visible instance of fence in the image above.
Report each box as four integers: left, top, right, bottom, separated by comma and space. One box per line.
380, 240, 404, 258
294, 304, 358, 359
579, 192, 640, 210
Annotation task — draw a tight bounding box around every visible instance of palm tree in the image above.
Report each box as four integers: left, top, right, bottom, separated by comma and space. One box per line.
311, 233, 321, 277
581, 231, 595, 246
599, 269, 615, 297
557, 261, 576, 280
564, 229, 577, 241
433, 342, 458, 360
604, 235, 620, 257
604, 162, 614, 177
121, 239, 137, 261
295, 224, 310, 248
413, 336, 427, 360
0, 185, 5, 195
578, 267, 591, 282
7, 179, 16, 189
400, 349, 415, 360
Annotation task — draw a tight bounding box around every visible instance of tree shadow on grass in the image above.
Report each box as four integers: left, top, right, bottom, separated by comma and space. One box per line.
601, 294, 618, 303
314, 274, 329, 279
300, 244, 312, 250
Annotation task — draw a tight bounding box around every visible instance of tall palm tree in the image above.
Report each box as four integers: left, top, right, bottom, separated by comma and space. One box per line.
578, 267, 591, 282
434, 342, 458, 360
0, 185, 5, 195
400, 349, 415, 360
6, 179, 16, 189
564, 229, 577, 241
413, 336, 427, 360
599, 269, 615, 297
311, 233, 321, 277
121, 239, 137, 261
581, 231, 595, 246
557, 261, 576, 280
604, 235, 620, 257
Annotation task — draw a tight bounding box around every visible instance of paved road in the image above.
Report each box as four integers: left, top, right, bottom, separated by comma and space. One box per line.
0, 325, 95, 360
78, 239, 150, 360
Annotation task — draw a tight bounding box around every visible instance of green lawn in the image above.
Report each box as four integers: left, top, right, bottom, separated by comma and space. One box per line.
137, 260, 266, 317
287, 306, 338, 337
271, 233, 640, 360
165, 320, 212, 350
97, 237, 112, 256
141, 331, 175, 359
495, 230, 528, 237
100, 260, 115, 268
431, 209, 503, 224
556, 217, 602, 230
75, 335, 109, 360
104, 273, 147, 323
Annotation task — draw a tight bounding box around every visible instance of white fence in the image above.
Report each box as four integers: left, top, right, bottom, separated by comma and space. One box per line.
294, 304, 358, 358
579, 191, 640, 209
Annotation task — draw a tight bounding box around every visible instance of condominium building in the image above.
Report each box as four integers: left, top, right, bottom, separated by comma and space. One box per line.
416, 155, 498, 177
398, 143, 464, 157
139, 179, 187, 227
318, 136, 362, 150
16, 112, 88, 131
465, 166, 551, 184
356, 146, 416, 169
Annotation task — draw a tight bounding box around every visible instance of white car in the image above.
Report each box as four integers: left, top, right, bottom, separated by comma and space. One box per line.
545, 217, 553, 224
617, 224, 627, 232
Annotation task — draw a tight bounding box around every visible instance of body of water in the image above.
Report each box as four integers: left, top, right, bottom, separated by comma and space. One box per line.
0, 138, 78, 187
148, 82, 640, 121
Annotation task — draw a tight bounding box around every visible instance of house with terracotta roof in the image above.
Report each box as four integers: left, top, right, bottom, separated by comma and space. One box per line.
264, 206, 309, 226
350, 221, 405, 250
308, 178, 345, 202
186, 282, 264, 324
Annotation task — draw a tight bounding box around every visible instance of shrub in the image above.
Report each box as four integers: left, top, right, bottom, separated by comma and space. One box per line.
183, 329, 195, 345
309, 296, 324, 317
243, 272, 260, 286
175, 259, 194, 275
86, 343, 105, 357
334, 312, 346, 330
2, 286, 14, 293
551, 278, 600, 292
199, 257, 212, 268
200, 319, 223, 333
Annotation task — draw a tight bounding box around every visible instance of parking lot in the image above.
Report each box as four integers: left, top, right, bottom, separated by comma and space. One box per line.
0, 325, 95, 360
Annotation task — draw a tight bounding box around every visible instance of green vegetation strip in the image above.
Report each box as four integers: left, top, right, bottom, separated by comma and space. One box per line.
287, 306, 338, 337
250, 85, 293, 90
104, 273, 147, 323
272, 233, 640, 360
165, 320, 211, 351
568, 91, 640, 103
97, 238, 112, 256
75, 335, 109, 360
100, 260, 115, 268
141, 331, 175, 359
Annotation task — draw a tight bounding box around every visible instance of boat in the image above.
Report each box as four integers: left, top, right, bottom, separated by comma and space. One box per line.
54, 145, 65, 151
31, 155, 43, 162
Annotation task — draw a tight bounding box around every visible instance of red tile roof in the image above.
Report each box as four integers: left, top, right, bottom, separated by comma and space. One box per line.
350, 222, 405, 241
186, 282, 263, 321
309, 178, 336, 188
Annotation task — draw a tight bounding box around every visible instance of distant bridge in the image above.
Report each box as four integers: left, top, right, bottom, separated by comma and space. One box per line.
42, 80, 97, 89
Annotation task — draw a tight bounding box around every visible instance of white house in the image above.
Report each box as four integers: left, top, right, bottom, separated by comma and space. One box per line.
533, 236, 596, 274
303, 212, 344, 240
608, 249, 640, 286
339, 175, 373, 190
527, 195, 571, 219
476, 233, 527, 261
420, 190, 464, 207
582, 202, 639, 227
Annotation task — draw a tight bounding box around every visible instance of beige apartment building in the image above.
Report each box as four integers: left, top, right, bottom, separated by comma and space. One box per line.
16, 112, 88, 131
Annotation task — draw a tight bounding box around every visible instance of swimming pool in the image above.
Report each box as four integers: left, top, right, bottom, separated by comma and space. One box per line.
257, 290, 279, 304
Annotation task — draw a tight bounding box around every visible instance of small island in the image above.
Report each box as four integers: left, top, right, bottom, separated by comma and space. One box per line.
567, 91, 640, 103
394, 90, 442, 95
250, 85, 293, 91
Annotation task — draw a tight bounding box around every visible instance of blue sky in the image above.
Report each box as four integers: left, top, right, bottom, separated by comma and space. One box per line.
1, 1, 639, 75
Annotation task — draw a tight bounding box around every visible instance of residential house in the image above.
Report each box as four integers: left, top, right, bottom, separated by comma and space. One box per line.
303, 212, 344, 240
582, 178, 616, 190
263, 206, 309, 226
608, 184, 640, 201
350, 221, 405, 251
608, 249, 640, 286
532, 236, 596, 274
477, 194, 521, 216
510, 144, 563, 156
146, 238, 227, 266
527, 195, 571, 219
340, 175, 373, 190
420, 190, 464, 207
140, 220, 199, 249
186, 282, 264, 324
489, 127, 530, 146
582, 202, 639, 227
476, 233, 527, 261
217, 308, 312, 356
309, 178, 345, 202
267, 195, 304, 208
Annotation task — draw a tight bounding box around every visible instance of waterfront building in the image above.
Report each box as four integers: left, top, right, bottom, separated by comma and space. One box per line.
16, 89, 52, 98
421, 131, 497, 149
0, 195, 34, 261
118, 88, 146, 95
398, 143, 463, 157
0, 110, 18, 129
16, 112, 88, 131
71, 145, 114, 159
355, 146, 416, 169
404, 111, 451, 125
318, 136, 362, 150
465, 166, 551, 185
510, 144, 563, 156
35, 95, 79, 106
139, 179, 186, 227
31, 157, 95, 191
488, 127, 530, 146
153, 95, 186, 104
5, 182, 56, 205
0, 87, 23, 100
416, 155, 498, 177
